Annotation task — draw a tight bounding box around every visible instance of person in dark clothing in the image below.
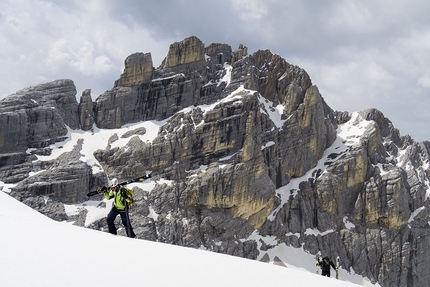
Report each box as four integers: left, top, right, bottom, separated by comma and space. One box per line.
318, 256, 337, 277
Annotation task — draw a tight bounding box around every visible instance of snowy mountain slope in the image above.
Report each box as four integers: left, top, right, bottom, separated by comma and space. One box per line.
1, 190, 372, 287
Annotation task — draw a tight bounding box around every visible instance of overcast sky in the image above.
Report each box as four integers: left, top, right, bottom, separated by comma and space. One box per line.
1, 0, 430, 141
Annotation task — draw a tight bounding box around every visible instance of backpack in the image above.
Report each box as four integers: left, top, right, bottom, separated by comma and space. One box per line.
321, 257, 331, 270
323, 257, 330, 264
120, 187, 134, 210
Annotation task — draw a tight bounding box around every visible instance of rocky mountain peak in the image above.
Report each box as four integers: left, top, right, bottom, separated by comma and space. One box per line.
115, 52, 154, 87
163, 36, 205, 68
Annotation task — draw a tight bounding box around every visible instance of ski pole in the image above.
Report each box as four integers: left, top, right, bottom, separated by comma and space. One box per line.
336, 256, 340, 279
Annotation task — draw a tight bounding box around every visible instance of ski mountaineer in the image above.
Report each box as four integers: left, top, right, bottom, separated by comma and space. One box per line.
318, 256, 337, 277
99, 178, 136, 238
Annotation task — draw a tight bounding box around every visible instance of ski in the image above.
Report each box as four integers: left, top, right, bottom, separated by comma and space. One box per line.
124, 199, 133, 238
336, 256, 340, 279
87, 174, 152, 196
118, 174, 152, 186
316, 253, 321, 274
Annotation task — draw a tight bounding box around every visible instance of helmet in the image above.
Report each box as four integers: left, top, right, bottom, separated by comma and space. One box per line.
110, 178, 118, 186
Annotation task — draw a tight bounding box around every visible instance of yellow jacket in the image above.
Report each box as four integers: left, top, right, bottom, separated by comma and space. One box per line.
103, 186, 133, 211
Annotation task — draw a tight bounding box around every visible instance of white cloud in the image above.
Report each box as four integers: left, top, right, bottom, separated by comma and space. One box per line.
232, 0, 268, 21
0, 0, 169, 98
45, 38, 115, 76
418, 73, 430, 88
326, 1, 375, 34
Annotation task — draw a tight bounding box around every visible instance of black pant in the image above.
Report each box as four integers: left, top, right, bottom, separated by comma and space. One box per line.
107, 206, 135, 238
321, 270, 331, 277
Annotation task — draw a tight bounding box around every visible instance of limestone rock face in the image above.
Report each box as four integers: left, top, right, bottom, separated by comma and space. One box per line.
0, 79, 81, 185
11, 138, 106, 203
163, 36, 205, 68
93, 37, 230, 129
115, 52, 153, 87
0, 79, 78, 154
232, 44, 248, 63
3, 36, 430, 287
205, 43, 232, 64
78, 89, 94, 131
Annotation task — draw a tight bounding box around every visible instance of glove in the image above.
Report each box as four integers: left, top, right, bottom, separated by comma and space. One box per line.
97, 186, 107, 193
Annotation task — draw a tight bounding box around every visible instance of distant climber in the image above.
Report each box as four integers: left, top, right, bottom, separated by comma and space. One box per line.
318, 256, 337, 277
